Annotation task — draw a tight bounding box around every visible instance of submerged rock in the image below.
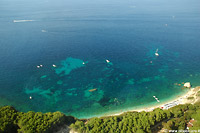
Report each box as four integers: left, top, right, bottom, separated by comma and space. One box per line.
88, 88, 97, 92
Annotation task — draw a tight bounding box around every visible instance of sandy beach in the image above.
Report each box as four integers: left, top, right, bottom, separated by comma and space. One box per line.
65, 87, 200, 133
109, 86, 200, 117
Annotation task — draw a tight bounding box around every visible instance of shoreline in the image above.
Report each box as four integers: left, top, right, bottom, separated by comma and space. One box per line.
106, 86, 200, 117
68, 86, 200, 133
75, 87, 199, 119
1, 86, 199, 120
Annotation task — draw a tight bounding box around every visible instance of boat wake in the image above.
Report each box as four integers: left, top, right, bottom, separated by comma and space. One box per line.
13, 20, 35, 23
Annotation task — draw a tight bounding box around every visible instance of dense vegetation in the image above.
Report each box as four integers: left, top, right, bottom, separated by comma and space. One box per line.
70, 102, 200, 133
0, 106, 76, 133
1, 103, 200, 133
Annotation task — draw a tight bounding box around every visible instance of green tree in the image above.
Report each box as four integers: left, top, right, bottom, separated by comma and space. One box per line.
0, 106, 19, 133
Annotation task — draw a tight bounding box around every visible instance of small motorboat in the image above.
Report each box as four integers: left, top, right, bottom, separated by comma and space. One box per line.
155, 52, 159, 56
155, 49, 159, 56
106, 60, 110, 63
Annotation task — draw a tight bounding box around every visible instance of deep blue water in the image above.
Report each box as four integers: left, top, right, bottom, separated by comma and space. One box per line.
0, 0, 200, 118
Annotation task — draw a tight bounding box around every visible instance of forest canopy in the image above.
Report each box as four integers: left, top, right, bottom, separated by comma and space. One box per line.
0, 106, 76, 133
1, 102, 200, 133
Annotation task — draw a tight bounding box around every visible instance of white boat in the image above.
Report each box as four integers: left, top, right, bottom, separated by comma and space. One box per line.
106, 59, 110, 63
155, 53, 159, 56
155, 49, 159, 56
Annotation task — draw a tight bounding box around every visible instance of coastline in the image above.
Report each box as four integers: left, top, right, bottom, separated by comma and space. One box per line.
74, 86, 200, 119
107, 86, 200, 117
67, 86, 200, 133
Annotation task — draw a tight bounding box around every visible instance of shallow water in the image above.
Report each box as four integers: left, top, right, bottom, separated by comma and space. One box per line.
0, 0, 200, 118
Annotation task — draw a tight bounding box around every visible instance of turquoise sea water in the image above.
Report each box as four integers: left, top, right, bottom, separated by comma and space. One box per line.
0, 0, 200, 118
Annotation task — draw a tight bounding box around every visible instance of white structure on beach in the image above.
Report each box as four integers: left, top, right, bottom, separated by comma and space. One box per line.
161, 100, 181, 110
184, 82, 191, 88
